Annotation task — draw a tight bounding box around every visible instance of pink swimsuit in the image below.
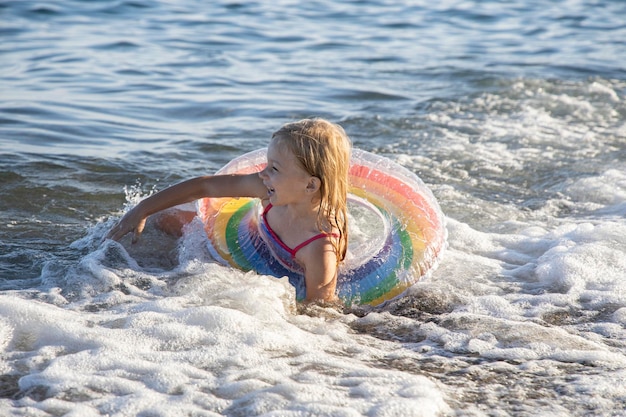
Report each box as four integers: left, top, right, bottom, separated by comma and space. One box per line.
260, 203, 337, 272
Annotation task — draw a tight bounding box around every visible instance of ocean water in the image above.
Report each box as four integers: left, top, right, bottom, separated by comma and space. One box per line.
1, 0, 626, 416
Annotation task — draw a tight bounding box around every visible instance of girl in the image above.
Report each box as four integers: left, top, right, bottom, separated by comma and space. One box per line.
107, 118, 351, 303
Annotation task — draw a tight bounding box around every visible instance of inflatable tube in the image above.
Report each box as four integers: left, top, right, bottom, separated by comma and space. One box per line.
198, 148, 446, 306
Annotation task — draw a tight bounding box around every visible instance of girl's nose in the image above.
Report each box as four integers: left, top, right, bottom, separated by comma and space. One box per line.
258, 167, 268, 179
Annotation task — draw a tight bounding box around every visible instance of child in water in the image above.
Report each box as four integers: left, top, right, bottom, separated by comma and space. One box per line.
107, 118, 351, 303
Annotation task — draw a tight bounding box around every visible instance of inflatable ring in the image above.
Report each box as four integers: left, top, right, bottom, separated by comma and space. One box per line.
197, 148, 446, 306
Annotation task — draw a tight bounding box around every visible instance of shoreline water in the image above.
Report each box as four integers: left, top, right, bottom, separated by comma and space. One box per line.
2, 1, 626, 415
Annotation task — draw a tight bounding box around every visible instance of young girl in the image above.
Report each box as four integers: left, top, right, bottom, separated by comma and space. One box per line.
107, 118, 351, 303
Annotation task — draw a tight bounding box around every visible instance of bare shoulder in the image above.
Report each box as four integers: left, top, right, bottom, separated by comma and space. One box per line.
296, 235, 339, 271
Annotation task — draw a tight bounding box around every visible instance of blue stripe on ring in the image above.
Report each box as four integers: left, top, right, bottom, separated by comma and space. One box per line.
337, 209, 410, 303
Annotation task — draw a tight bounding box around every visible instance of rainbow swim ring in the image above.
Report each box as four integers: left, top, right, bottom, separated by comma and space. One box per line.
198, 148, 446, 306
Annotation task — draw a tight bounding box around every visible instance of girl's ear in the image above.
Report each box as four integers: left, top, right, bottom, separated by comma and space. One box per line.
306, 176, 321, 193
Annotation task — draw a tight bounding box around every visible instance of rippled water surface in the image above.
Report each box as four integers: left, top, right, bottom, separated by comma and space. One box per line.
1, 1, 626, 416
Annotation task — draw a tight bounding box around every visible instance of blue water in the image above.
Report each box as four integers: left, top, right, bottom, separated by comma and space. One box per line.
1, 1, 626, 416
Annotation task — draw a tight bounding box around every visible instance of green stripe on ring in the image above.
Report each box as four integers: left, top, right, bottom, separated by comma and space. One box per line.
225, 199, 255, 271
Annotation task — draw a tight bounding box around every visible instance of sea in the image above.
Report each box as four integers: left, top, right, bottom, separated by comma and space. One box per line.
1, 0, 625, 416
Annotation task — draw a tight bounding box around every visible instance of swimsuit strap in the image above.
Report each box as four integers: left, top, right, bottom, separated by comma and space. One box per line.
263, 203, 338, 258
291, 233, 333, 256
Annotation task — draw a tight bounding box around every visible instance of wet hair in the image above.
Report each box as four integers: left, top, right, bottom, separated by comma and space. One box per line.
271, 118, 351, 262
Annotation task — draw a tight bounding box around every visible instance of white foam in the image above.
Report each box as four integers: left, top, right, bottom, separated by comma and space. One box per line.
613, 308, 626, 325
588, 81, 620, 102
0, 239, 452, 416
533, 222, 626, 305
415, 215, 626, 377
566, 169, 626, 211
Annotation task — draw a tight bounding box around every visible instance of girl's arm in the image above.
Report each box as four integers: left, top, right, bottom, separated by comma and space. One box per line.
297, 237, 340, 303
106, 173, 266, 242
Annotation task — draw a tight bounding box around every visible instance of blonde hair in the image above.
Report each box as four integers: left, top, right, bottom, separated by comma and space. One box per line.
272, 118, 351, 262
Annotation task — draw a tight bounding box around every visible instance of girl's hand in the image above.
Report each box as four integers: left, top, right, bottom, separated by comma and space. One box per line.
106, 206, 147, 243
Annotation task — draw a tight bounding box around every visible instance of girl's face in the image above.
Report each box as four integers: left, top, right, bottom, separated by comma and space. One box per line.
259, 140, 312, 206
